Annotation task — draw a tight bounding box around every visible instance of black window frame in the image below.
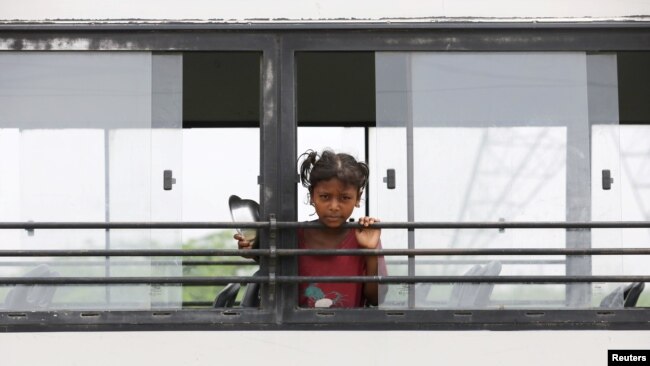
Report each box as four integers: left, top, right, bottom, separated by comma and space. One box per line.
0, 23, 650, 331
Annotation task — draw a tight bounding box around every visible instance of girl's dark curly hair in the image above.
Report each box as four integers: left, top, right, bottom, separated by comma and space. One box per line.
298, 149, 369, 196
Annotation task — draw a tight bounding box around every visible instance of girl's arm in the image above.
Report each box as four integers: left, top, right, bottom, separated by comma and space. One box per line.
364, 254, 380, 306
356, 216, 383, 306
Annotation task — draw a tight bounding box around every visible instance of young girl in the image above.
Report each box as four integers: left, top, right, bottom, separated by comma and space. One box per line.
236, 149, 385, 308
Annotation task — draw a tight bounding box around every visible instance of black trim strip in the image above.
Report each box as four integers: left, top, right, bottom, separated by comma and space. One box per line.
3, 28, 650, 52
1, 309, 650, 332
1, 20, 650, 31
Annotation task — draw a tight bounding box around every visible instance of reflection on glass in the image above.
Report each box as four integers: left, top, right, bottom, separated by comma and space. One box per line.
592, 125, 650, 308
0, 52, 184, 310
375, 52, 627, 309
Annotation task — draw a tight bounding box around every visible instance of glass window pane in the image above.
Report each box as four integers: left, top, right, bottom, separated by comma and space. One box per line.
0, 52, 183, 310
180, 52, 262, 308
374, 52, 622, 309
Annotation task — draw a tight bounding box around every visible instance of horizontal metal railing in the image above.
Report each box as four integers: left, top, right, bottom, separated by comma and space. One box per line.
1, 220, 649, 286
0, 259, 562, 266
0, 260, 256, 267
1, 275, 650, 285
0, 248, 649, 257
2, 220, 650, 229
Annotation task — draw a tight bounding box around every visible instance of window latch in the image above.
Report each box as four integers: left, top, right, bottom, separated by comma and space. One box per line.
602, 169, 614, 190
383, 169, 396, 189
163, 170, 177, 191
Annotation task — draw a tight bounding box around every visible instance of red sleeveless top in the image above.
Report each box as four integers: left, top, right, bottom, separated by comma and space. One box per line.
298, 229, 368, 308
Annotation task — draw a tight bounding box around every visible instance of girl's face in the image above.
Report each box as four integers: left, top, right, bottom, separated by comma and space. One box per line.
311, 178, 360, 229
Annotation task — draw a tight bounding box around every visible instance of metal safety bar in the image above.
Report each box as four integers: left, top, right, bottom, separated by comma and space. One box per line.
1, 275, 650, 285
0, 259, 560, 266
0, 260, 256, 266
0, 248, 649, 257
1, 220, 649, 286
2, 220, 650, 229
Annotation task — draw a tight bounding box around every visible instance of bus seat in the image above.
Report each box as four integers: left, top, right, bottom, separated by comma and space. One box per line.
4, 264, 59, 311
600, 282, 645, 308
415, 283, 430, 306
449, 261, 501, 308
213, 283, 241, 308
600, 285, 625, 308
623, 282, 645, 307
449, 264, 483, 307
241, 270, 262, 308
474, 261, 502, 307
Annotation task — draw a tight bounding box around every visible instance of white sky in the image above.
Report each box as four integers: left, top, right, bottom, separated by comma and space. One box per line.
1, 0, 650, 21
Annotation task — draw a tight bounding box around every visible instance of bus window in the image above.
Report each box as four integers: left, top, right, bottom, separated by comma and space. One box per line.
181, 52, 261, 308
0, 51, 263, 311
0, 52, 183, 310
591, 52, 650, 307
373, 52, 629, 309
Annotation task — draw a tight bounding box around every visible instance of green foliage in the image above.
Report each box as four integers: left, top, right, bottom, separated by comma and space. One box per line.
182, 230, 258, 305
635, 291, 650, 307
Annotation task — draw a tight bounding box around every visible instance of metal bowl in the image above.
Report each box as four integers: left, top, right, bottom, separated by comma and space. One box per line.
228, 195, 260, 244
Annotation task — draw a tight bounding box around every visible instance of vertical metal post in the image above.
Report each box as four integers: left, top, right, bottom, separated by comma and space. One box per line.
565, 56, 595, 307
565, 128, 592, 308
259, 36, 288, 324
268, 214, 277, 304
405, 54, 416, 309
276, 35, 299, 323
104, 130, 111, 305
364, 126, 370, 216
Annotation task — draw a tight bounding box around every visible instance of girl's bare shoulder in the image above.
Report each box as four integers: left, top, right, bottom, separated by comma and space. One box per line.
302, 227, 350, 249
